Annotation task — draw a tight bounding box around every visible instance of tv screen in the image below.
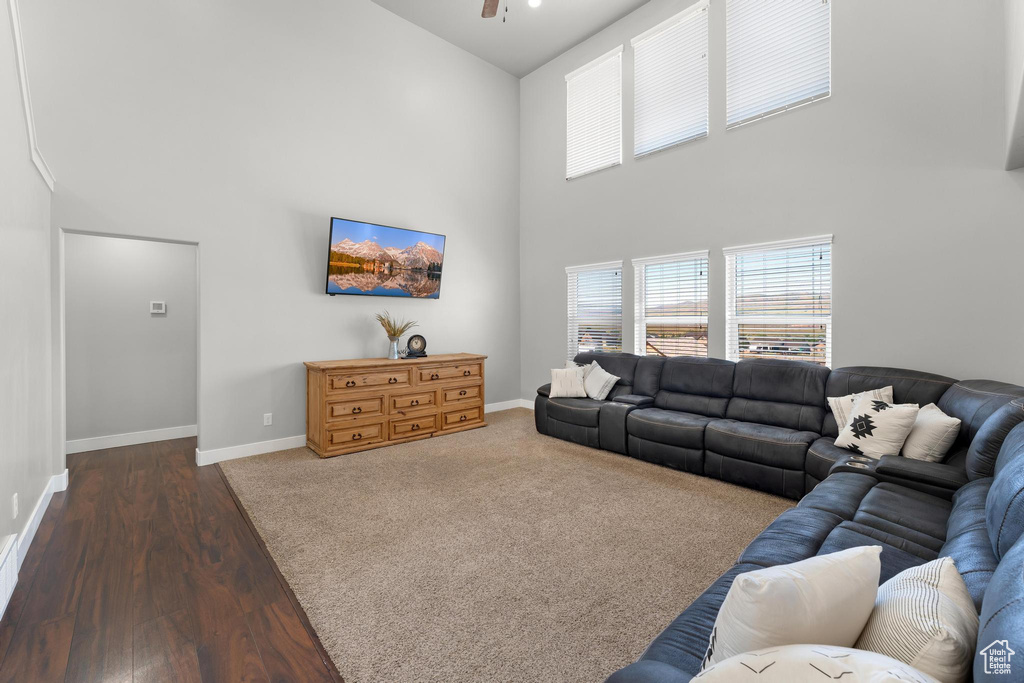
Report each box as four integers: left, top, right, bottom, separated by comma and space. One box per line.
325, 217, 446, 299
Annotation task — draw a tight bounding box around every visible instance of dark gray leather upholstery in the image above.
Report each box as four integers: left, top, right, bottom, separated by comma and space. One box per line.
822, 366, 956, 437
726, 359, 829, 432
614, 394, 655, 407
546, 397, 602, 427
938, 379, 1024, 452
627, 409, 711, 473
967, 398, 1024, 480
705, 420, 818, 499
610, 394, 1024, 683
652, 357, 734, 417
600, 401, 636, 455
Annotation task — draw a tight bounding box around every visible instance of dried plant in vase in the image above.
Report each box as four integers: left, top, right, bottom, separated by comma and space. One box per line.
375, 311, 418, 360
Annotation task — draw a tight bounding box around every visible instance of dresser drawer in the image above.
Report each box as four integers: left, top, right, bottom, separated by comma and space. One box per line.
327, 420, 385, 449
419, 363, 482, 384
327, 396, 384, 422
390, 391, 436, 413
442, 405, 483, 429
442, 385, 481, 405
390, 414, 438, 439
328, 368, 411, 393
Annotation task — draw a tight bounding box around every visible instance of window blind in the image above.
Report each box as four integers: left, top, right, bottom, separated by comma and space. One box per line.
566, 47, 623, 179
633, 251, 709, 357
726, 0, 830, 128
567, 262, 623, 360
632, 3, 709, 157
724, 235, 832, 366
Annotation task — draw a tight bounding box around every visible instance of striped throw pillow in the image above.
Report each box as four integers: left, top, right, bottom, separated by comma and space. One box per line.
856, 557, 978, 683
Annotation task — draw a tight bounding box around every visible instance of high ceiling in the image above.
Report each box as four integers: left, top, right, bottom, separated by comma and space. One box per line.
370, 0, 650, 78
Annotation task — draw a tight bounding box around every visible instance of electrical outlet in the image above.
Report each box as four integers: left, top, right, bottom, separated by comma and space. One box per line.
11, 493, 17, 520
263, 413, 272, 426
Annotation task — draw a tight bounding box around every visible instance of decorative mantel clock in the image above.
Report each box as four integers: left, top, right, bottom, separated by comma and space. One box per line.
406, 334, 427, 358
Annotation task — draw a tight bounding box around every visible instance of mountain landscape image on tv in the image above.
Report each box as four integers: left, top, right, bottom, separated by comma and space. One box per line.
326, 218, 445, 298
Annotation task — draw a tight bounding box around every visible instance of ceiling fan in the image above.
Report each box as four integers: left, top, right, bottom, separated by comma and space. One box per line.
481, 0, 500, 18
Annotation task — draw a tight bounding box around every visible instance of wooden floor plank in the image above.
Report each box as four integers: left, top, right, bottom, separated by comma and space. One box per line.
0, 437, 339, 682
0, 615, 75, 683
134, 610, 202, 683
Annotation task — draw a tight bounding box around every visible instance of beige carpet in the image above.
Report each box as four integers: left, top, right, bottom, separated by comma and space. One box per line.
220, 409, 794, 683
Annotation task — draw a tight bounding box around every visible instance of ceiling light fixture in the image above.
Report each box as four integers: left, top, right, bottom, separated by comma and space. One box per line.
528, 0, 541, 7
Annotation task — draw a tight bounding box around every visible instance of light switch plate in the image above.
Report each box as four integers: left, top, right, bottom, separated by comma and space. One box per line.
150, 301, 166, 315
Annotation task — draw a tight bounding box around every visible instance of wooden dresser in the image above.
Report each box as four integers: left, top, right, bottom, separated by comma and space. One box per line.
304, 353, 487, 457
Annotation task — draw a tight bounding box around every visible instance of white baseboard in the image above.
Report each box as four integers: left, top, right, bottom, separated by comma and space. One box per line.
196, 434, 307, 467
66, 424, 197, 454
484, 399, 534, 413
0, 534, 16, 623
17, 468, 69, 571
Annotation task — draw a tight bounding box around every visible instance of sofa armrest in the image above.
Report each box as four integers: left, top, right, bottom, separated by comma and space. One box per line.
605, 660, 693, 683
612, 394, 654, 407
875, 455, 968, 492
537, 383, 551, 397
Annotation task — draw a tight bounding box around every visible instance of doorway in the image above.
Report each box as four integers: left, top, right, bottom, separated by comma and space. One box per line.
62, 233, 199, 455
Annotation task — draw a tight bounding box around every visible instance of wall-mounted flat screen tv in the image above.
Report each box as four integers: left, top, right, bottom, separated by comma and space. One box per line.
325, 217, 446, 299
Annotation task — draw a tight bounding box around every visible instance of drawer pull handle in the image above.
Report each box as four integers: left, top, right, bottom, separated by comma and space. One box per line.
412, 424, 420, 431
430, 373, 440, 380
463, 370, 471, 376
460, 415, 468, 422
411, 399, 419, 406
345, 380, 357, 388
352, 407, 362, 414
388, 377, 398, 384
459, 390, 467, 396
352, 433, 362, 441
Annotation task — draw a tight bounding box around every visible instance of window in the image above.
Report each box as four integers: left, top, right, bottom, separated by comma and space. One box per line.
726, 0, 830, 128
633, 251, 709, 357
724, 235, 832, 366
567, 262, 623, 359
566, 47, 623, 179
632, 2, 709, 157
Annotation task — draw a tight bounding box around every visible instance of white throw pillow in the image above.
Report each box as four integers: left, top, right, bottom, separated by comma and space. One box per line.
901, 404, 962, 463
698, 645, 938, 683
834, 397, 920, 459
549, 366, 586, 398
856, 557, 979, 683
583, 361, 619, 401
702, 546, 882, 669
828, 386, 894, 431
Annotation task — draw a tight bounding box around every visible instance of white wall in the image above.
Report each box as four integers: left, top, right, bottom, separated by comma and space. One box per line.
1, 0, 55, 539
65, 234, 197, 443
1009, 0, 1024, 170
23, 0, 521, 453
520, 0, 1024, 398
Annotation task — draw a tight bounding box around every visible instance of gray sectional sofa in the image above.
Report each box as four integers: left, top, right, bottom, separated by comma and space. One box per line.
533, 351, 1024, 682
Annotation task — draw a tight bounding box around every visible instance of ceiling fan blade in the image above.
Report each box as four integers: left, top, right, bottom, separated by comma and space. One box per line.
482, 0, 499, 18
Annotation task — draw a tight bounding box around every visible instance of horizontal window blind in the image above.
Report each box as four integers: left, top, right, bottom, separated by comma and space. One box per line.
726, 0, 830, 128
724, 235, 832, 366
567, 262, 623, 360
632, 3, 709, 157
566, 47, 623, 179
633, 251, 709, 357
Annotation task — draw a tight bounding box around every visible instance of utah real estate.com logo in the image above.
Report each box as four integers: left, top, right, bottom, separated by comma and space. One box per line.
980, 639, 1016, 675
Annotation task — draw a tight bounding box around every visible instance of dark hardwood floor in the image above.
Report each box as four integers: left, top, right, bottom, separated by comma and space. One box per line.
0, 437, 342, 683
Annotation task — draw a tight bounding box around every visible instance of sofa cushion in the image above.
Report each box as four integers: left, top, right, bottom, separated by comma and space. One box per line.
798, 471, 878, 520
937, 379, 1024, 454
546, 397, 603, 428
823, 366, 956, 437
633, 356, 665, 398
705, 420, 818, 471
573, 352, 639, 393
653, 357, 735, 418
986, 422, 1024, 560
818, 522, 934, 581
966, 397, 1024, 480
940, 478, 997, 611
726, 359, 830, 432
638, 563, 763, 676
806, 436, 848, 482
627, 408, 711, 450
738, 506, 842, 567
854, 483, 951, 549
975, 535, 1024, 680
